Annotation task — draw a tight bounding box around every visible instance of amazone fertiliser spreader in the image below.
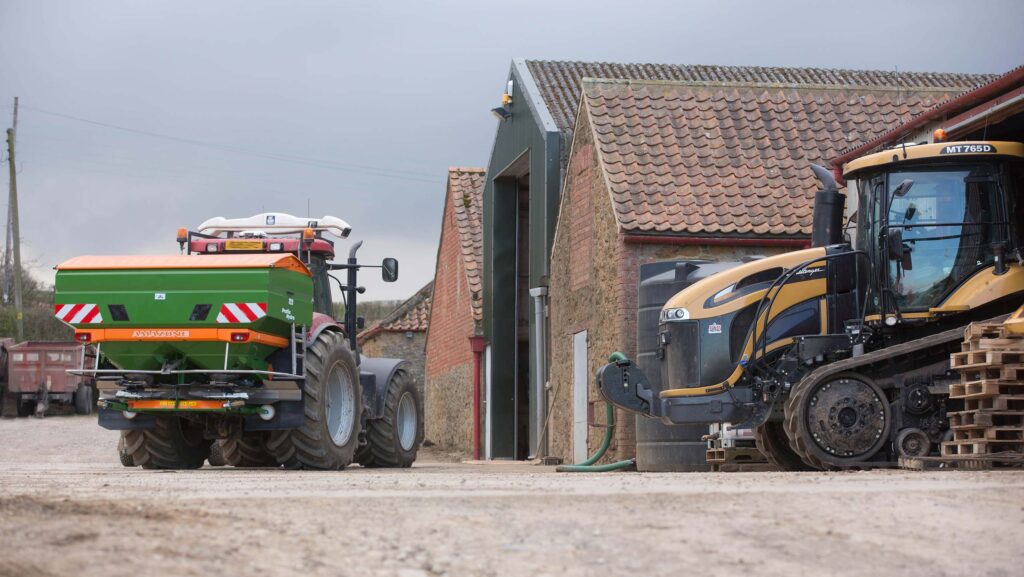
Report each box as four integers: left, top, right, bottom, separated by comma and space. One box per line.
55, 213, 422, 470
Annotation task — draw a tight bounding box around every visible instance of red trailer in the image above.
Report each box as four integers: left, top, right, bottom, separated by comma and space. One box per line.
1, 341, 95, 418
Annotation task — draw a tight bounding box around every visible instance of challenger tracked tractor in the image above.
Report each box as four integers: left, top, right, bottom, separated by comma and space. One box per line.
598, 141, 1024, 470
55, 213, 423, 470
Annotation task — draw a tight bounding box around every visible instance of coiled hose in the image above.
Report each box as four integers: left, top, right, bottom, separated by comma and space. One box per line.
555, 352, 637, 473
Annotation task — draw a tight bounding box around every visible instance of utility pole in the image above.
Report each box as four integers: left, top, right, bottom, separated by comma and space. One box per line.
2, 99, 13, 305
6, 97, 24, 341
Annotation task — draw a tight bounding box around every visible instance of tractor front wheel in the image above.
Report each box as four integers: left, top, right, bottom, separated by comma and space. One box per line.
267, 331, 362, 470
122, 416, 211, 469
219, 432, 278, 467
356, 368, 423, 468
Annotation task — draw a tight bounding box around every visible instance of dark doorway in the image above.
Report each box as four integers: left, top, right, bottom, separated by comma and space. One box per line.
489, 154, 532, 460
515, 176, 531, 460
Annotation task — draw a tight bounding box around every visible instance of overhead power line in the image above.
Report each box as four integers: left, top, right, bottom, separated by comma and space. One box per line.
20, 105, 444, 184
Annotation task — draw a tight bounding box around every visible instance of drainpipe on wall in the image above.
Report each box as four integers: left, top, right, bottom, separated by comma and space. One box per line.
529, 286, 549, 459
469, 335, 485, 461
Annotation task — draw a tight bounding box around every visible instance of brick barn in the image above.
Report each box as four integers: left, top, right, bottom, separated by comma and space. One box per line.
357, 282, 432, 399
479, 59, 987, 460
545, 76, 980, 464
424, 168, 485, 455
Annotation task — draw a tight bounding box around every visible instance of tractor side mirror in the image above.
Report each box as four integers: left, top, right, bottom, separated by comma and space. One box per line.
887, 229, 904, 261
892, 179, 914, 198
382, 258, 399, 282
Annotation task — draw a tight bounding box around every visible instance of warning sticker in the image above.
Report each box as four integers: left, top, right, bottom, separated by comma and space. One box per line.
708, 322, 722, 335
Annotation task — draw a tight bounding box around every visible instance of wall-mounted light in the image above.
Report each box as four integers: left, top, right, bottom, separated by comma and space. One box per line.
491, 106, 511, 121
405, 331, 414, 340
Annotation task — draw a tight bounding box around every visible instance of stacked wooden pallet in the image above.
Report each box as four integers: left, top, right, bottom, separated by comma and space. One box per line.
706, 446, 776, 472
942, 322, 1024, 465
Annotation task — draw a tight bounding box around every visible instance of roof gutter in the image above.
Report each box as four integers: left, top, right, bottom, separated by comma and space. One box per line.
830, 66, 1024, 181
622, 234, 811, 248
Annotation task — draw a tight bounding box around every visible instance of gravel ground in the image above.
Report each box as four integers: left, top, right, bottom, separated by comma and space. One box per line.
0, 416, 1022, 577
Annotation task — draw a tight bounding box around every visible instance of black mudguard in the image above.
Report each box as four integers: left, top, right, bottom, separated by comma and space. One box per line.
359, 357, 411, 421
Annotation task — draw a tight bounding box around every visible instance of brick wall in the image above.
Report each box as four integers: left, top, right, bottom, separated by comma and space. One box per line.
360, 331, 427, 399
548, 106, 791, 463
424, 187, 481, 454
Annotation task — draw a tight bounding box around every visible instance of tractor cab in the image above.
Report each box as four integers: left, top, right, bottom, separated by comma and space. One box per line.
178, 212, 398, 319
842, 141, 1024, 325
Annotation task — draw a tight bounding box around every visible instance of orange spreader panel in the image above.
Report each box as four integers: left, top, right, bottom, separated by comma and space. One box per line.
56, 254, 311, 276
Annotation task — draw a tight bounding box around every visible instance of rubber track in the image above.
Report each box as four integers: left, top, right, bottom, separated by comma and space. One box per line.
754, 421, 812, 471
356, 369, 422, 468
783, 316, 1006, 470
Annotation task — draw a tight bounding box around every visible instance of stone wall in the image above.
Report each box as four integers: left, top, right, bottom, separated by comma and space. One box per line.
424, 181, 481, 454
547, 105, 792, 463
360, 330, 427, 398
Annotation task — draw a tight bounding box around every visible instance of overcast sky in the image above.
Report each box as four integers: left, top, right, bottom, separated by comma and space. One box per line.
1, 0, 1022, 300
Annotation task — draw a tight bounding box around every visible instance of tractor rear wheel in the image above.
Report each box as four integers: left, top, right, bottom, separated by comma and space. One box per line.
73, 384, 94, 415
123, 416, 211, 469
356, 368, 422, 468
267, 331, 362, 470
219, 432, 278, 467
1, 389, 17, 419
754, 420, 812, 471
117, 434, 136, 467
207, 440, 226, 466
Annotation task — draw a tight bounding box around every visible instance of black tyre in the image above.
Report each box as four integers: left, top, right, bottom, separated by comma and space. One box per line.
754, 420, 812, 471
73, 383, 94, 415
267, 331, 362, 470
356, 368, 423, 468
219, 432, 278, 467
1, 389, 17, 419
123, 416, 211, 470
207, 440, 227, 467
117, 434, 136, 467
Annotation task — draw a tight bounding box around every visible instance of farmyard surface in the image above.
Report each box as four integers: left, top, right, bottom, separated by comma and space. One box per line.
0, 416, 1022, 577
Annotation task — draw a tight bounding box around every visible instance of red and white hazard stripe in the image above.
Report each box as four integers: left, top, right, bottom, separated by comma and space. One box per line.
54, 303, 104, 325
216, 302, 267, 324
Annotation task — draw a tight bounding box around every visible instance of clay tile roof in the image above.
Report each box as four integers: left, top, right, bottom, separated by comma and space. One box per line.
357, 281, 433, 344
581, 79, 968, 237
447, 167, 485, 322
526, 60, 996, 133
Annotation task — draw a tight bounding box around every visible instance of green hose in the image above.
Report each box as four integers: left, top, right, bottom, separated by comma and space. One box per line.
555, 352, 636, 473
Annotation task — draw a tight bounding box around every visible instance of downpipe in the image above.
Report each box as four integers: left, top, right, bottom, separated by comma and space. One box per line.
529, 286, 549, 459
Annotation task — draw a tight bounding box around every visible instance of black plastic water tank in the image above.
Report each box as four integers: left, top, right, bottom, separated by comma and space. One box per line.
635, 259, 743, 472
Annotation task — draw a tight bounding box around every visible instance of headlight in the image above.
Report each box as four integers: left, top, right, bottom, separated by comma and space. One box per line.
660, 307, 690, 322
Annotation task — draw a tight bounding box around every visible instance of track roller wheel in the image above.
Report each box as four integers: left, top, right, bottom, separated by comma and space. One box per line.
784, 373, 891, 470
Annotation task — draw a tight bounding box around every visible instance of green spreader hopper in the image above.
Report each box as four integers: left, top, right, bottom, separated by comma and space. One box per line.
54, 254, 313, 375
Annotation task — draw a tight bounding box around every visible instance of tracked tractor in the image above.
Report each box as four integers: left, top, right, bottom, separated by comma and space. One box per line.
55, 213, 423, 470
598, 141, 1024, 470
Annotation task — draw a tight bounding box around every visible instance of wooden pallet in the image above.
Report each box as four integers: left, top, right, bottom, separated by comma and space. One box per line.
951, 426, 1024, 442
956, 364, 1024, 384
949, 379, 1024, 399
710, 462, 780, 473
950, 350, 1024, 370
705, 447, 766, 465
964, 323, 1017, 341
941, 438, 1024, 457
963, 395, 1024, 412
948, 410, 1024, 428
